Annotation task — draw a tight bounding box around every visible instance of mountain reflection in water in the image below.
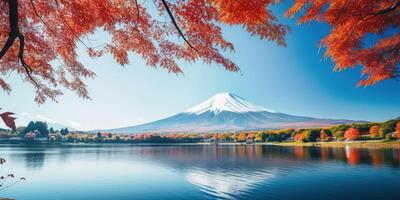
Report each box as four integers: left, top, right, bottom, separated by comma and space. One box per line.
0, 144, 400, 200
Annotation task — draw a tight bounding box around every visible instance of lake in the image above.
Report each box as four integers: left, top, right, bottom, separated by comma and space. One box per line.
0, 144, 399, 200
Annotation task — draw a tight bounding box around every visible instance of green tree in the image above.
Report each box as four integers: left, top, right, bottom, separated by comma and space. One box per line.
49, 127, 55, 133
34, 121, 49, 137
302, 129, 321, 142
379, 120, 397, 138
352, 123, 372, 134
331, 125, 349, 138
23, 121, 36, 134
60, 128, 70, 136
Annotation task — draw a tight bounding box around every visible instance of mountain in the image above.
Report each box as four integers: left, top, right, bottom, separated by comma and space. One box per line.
98, 92, 364, 134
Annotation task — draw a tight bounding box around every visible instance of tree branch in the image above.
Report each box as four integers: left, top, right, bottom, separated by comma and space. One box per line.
0, 0, 38, 87
160, 0, 199, 53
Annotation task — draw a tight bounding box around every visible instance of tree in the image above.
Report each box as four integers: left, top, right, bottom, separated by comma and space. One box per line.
238, 132, 246, 142
23, 121, 36, 134
96, 132, 102, 139
320, 130, 329, 141
352, 123, 372, 135
0, 0, 289, 103
34, 121, 49, 137
331, 125, 349, 138
369, 125, 380, 139
60, 128, 69, 136
255, 132, 266, 142
293, 133, 303, 141
396, 122, 400, 138
302, 129, 320, 142
344, 128, 361, 141
49, 127, 55, 133
286, 0, 400, 86
379, 120, 397, 138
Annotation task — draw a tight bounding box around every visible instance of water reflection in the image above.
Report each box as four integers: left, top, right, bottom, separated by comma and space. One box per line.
1, 144, 400, 200
3, 144, 400, 169
186, 168, 276, 199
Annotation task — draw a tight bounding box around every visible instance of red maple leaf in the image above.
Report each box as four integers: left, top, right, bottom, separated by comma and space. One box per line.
0, 112, 17, 131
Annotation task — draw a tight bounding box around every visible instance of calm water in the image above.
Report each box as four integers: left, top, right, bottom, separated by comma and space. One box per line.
0, 144, 399, 200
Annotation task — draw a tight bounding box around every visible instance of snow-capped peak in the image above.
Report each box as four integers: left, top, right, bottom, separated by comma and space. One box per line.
186, 92, 274, 115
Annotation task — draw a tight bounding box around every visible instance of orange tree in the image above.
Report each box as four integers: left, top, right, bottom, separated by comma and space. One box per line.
396, 121, 400, 138
320, 130, 329, 141
344, 128, 361, 141
369, 125, 380, 139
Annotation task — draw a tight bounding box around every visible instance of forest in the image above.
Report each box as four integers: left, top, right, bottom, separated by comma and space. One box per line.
1, 118, 399, 145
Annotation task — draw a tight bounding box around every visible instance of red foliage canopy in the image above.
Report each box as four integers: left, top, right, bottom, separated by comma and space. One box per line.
0, 0, 288, 103
344, 128, 361, 141
0, 0, 398, 103
293, 133, 303, 141
286, 0, 400, 86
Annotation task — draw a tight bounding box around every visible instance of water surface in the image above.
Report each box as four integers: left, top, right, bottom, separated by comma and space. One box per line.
0, 144, 399, 200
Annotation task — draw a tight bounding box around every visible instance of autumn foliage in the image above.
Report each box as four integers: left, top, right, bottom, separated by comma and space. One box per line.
344, 128, 361, 141
286, 0, 400, 86
0, 1, 398, 103
0, 0, 288, 103
396, 122, 400, 138
370, 125, 380, 138
293, 133, 303, 141
320, 130, 329, 140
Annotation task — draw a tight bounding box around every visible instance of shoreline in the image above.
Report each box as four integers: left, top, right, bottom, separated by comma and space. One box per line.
268, 140, 400, 149
1, 140, 400, 149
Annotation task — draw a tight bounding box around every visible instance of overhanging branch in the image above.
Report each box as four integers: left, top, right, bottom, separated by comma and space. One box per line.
160, 0, 199, 53
0, 0, 38, 87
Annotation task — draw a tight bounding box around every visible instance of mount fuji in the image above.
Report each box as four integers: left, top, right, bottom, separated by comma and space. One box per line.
99, 92, 363, 133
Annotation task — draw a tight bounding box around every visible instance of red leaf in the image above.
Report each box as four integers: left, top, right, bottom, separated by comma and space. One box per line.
0, 112, 17, 131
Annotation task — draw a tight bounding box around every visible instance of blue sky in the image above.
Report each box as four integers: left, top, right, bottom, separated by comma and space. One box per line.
1, 3, 399, 130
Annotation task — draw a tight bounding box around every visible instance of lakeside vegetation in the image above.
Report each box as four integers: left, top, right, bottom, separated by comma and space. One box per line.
1, 119, 400, 147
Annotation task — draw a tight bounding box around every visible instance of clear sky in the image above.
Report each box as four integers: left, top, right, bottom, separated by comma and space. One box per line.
1, 3, 399, 130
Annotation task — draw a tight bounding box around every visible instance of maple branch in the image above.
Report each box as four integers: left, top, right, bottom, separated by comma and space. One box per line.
370, 1, 400, 17
160, 0, 199, 53
134, 0, 140, 27
0, 0, 38, 87
345, 1, 400, 44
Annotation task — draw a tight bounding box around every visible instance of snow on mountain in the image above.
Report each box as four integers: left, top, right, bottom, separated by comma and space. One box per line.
186, 92, 273, 114
96, 92, 365, 134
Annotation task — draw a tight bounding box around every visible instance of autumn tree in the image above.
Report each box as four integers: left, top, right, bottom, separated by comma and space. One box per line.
369, 125, 380, 139
293, 133, 302, 142
286, 0, 400, 86
344, 128, 361, 141
320, 130, 329, 141
396, 121, 400, 138
238, 132, 246, 142
0, 0, 289, 103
